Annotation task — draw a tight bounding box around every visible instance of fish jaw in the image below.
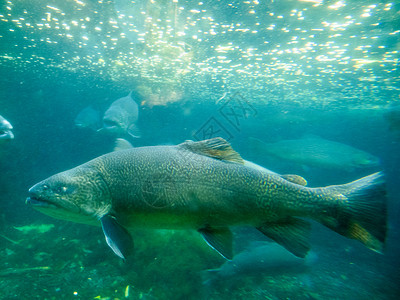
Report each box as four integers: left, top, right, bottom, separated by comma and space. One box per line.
102, 117, 126, 135
0, 129, 14, 140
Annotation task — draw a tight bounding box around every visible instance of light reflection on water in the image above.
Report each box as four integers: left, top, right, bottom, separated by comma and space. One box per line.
0, 0, 398, 108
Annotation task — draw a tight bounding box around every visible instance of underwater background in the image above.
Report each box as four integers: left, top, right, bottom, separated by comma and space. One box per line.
0, 0, 399, 299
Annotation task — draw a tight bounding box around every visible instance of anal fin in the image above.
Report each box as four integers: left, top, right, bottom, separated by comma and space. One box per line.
199, 226, 233, 260
257, 217, 311, 258
101, 215, 134, 260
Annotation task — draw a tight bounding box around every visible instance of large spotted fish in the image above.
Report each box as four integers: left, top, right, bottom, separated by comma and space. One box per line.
27, 138, 387, 260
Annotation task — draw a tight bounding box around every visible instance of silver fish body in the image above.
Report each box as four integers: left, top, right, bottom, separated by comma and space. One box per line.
102, 91, 140, 138
203, 241, 317, 284
0, 115, 14, 141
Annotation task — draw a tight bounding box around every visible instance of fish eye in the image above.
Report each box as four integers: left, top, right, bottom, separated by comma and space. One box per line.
55, 186, 73, 194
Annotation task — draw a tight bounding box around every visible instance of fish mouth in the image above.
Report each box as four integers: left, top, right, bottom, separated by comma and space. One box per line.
102, 119, 121, 131
26, 196, 58, 209
26, 185, 59, 209
103, 124, 118, 130
0, 129, 14, 140
26, 195, 88, 223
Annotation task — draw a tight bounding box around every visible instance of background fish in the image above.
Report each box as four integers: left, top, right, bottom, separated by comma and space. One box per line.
74, 106, 102, 131
249, 136, 380, 171
202, 241, 317, 285
384, 105, 400, 139
0, 115, 14, 142
101, 91, 140, 138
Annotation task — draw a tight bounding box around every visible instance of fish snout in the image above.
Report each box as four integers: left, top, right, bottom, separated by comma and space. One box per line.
26, 183, 52, 207
28, 182, 46, 194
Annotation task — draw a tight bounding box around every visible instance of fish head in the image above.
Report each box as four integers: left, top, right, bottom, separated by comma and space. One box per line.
26, 166, 112, 224
102, 108, 129, 135
0, 116, 14, 140
102, 96, 138, 135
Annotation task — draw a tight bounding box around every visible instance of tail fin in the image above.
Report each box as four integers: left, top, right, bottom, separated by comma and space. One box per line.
319, 172, 387, 253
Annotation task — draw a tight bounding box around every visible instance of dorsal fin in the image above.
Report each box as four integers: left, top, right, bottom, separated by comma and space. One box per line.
281, 174, 308, 186
179, 137, 244, 164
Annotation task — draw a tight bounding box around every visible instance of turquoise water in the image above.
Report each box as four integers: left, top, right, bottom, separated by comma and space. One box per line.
1, 1, 399, 299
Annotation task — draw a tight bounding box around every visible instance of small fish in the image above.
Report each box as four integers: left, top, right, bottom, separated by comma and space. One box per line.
101, 91, 140, 138
250, 136, 380, 171
26, 138, 387, 261
74, 106, 102, 131
202, 241, 317, 284
0, 115, 14, 142
14, 224, 55, 234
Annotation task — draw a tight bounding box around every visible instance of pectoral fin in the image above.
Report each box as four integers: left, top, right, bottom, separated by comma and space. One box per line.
100, 215, 134, 260
128, 124, 141, 138
199, 226, 233, 260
